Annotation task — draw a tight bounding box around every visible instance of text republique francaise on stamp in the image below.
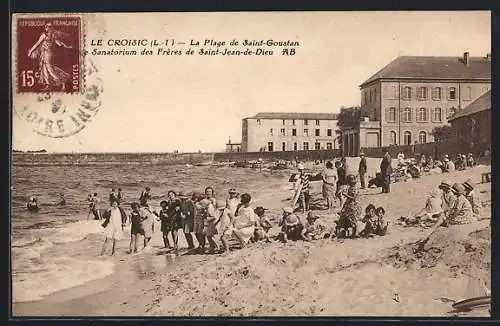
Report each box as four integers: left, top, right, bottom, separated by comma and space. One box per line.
14, 15, 103, 138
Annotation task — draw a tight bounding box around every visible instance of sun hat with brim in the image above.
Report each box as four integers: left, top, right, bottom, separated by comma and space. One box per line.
177, 191, 188, 198
283, 206, 294, 214
463, 180, 474, 191
284, 214, 299, 226
228, 188, 237, 194
451, 183, 465, 195
439, 180, 452, 189
360, 152, 365, 156
159, 200, 168, 207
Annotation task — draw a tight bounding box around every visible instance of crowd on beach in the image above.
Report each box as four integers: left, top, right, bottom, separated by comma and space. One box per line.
24, 149, 485, 257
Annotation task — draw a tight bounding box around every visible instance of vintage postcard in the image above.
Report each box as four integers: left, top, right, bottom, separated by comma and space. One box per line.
10, 11, 491, 317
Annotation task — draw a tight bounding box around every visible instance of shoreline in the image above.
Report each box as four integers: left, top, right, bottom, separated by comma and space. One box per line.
12, 163, 491, 316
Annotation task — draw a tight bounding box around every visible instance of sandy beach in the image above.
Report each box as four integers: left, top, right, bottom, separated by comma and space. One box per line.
12, 158, 491, 317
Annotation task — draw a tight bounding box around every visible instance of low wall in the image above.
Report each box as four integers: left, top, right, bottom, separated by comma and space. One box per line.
360, 140, 490, 159
12, 152, 214, 166
214, 149, 342, 162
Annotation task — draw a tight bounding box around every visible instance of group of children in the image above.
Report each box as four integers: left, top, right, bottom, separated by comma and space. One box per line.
400, 177, 480, 229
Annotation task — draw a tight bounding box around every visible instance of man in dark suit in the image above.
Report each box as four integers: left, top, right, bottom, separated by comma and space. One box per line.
380, 148, 393, 193
358, 152, 367, 189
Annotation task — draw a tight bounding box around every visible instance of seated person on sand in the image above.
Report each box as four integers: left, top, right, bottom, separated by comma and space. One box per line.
27, 196, 40, 212
463, 179, 482, 216
430, 183, 476, 231
335, 174, 363, 238
368, 173, 385, 189
278, 206, 303, 243
253, 206, 272, 242
231, 193, 258, 248
440, 155, 455, 173
359, 204, 377, 237
300, 212, 326, 241
403, 188, 443, 227
439, 180, 456, 216
373, 207, 389, 236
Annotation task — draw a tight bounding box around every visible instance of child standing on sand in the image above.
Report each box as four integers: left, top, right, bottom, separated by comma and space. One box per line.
140, 204, 155, 250
128, 202, 143, 254
100, 200, 123, 256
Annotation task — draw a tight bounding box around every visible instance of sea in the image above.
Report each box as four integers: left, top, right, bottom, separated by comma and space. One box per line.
11, 163, 291, 303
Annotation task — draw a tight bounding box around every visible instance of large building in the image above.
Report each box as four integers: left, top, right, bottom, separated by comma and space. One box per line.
449, 90, 491, 153
341, 52, 491, 156
241, 112, 340, 152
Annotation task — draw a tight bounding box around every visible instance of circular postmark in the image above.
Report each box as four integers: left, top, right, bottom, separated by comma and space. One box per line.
14, 57, 103, 138
13, 15, 103, 138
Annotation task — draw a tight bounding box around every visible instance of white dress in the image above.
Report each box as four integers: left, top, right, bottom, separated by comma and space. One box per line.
104, 207, 123, 240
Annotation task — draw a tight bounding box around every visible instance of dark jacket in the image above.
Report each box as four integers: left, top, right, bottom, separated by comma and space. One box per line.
358, 157, 367, 173
380, 153, 393, 176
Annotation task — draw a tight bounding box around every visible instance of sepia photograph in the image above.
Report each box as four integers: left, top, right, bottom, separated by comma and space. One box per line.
10, 11, 491, 317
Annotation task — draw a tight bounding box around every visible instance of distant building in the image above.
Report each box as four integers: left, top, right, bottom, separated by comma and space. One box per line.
340, 52, 491, 156
449, 90, 491, 154
241, 112, 340, 152
225, 137, 241, 152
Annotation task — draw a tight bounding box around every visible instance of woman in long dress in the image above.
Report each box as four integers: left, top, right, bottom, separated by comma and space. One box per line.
100, 200, 123, 256
321, 161, 337, 211
27, 22, 72, 91
232, 193, 258, 248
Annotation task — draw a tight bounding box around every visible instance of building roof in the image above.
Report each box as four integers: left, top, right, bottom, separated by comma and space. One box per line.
360, 55, 491, 88
449, 90, 491, 122
249, 112, 339, 120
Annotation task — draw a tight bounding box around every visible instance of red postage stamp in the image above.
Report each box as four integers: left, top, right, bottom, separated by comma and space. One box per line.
16, 17, 82, 94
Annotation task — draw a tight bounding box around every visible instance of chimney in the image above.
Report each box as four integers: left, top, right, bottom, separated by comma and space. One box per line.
463, 52, 470, 66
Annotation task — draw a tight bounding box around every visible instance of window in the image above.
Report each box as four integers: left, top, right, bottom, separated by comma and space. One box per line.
269, 128, 273, 136
315, 120, 320, 126
387, 107, 397, 122
293, 142, 298, 150
418, 131, 427, 144
418, 107, 427, 122
432, 87, 441, 100
463, 86, 472, 100
449, 87, 457, 100
282, 142, 286, 151
369, 90, 373, 103
402, 87, 412, 100
327, 129, 332, 137
303, 129, 309, 136
282, 119, 286, 125
303, 142, 309, 150
389, 131, 397, 145
403, 107, 412, 122
373, 108, 377, 120
417, 87, 428, 100
257, 119, 261, 125
292, 120, 296, 126
292, 128, 297, 136
267, 142, 274, 152
315, 129, 320, 136
387, 86, 397, 99
433, 108, 442, 122
326, 142, 333, 150
403, 131, 412, 145
315, 142, 321, 150
304, 119, 309, 125
447, 107, 457, 118
365, 92, 368, 104
280, 128, 285, 136
374, 88, 377, 102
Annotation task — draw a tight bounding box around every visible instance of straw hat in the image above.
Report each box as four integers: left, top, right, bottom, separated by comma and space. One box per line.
284, 213, 299, 226
359, 152, 365, 156
228, 188, 237, 194
177, 191, 187, 198
439, 180, 452, 190
463, 179, 474, 192
283, 206, 293, 214
297, 163, 305, 170
159, 200, 168, 207
451, 183, 465, 195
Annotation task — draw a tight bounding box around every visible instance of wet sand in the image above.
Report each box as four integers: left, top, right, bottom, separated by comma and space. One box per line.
13, 159, 491, 317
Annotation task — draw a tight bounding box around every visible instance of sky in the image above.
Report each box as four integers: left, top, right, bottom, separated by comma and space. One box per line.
12, 11, 491, 153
